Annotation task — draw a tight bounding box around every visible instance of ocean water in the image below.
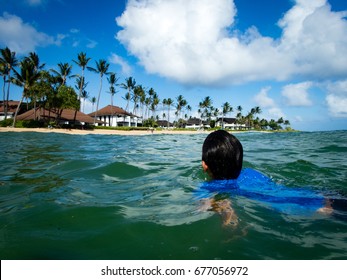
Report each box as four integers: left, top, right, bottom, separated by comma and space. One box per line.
0, 130, 346, 260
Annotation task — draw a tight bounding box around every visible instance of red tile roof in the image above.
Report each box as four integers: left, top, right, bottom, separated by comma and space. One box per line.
0, 101, 23, 114
89, 105, 138, 117
16, 107, 101, 124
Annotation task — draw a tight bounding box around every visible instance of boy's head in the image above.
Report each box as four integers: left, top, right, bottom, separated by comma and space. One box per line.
202, 130, 243, 180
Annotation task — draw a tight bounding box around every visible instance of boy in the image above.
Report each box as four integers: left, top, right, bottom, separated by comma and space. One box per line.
201, 130, 243, 227
202, 130, 243, 180
199, 130, 339, 227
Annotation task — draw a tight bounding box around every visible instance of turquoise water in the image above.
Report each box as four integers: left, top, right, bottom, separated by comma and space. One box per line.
0, 130, 347, 260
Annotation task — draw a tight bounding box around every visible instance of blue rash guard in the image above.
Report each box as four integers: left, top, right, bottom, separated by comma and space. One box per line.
196, 168, 325, 215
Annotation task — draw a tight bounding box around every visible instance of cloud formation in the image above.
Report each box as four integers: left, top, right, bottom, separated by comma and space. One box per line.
26, 0, 45, 6
109, 53, 132, 75
325, 80, 347, 117
116, 0, 347, 86
281, 82, 313, 106
253, 87, 275, 108
253, 87, 285, 120
0, 12, 61, 54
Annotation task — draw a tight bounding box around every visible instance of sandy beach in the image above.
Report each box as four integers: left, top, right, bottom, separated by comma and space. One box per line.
0, 126, 212, 136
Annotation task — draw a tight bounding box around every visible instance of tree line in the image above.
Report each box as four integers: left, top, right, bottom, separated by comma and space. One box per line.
0, 47, 291, 130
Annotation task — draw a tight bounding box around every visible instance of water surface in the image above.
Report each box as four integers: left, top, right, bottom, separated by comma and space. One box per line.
0, 131, 346, 259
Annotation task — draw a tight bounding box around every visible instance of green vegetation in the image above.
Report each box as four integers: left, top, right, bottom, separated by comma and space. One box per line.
0, 119, 44, 128
1, 46, 292, 131
94, 126, 149, 131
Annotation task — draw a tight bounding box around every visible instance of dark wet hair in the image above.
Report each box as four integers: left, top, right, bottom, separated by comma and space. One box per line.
202, 130, 243, 180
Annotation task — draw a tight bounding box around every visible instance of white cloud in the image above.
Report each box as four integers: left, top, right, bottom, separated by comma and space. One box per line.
294, 115, 303, 122
72, 41, 80, 48
0, 12, 60, 54
109, 53, 131, 75
26, 0, 45, 6
253, 86, 286, 120
268, 107, 286, 120
116, 0, 347, 86
281, 82, 313, 106
86, 39, 98, 49
325, 80, 347, 117
253, 87, 275, 108
278, 0, 347, 78
70, 28, 80, 34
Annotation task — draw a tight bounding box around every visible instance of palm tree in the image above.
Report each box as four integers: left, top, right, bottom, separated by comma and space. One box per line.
221, 102, 233, 129
145, 87, 154, 119
254, 106, 262, 115
150, 93, 160, 118
74, 76, 88, 93
260, 118, 269, 130
269, 119, 279, 130
107, 72, 119, 126
120, 77, 136, 112
144, 96, 151, 120
186, 104, 192, 119
11, 58, 41, 126
211, 107, 220, 128
132, 85, 145, 115
245, 111, 254, 129
28, 52, 45, 71
175, 94, 187, 121
51, 62, 73, 86
139, 87, 146, 120
26, 52, 45, 116
90, 96, 96, 113
199, 96, 212, 125
123, 92, 131, 113
71, 52, 91, 125
0, 47, 18, 120
80, 90, 89, 113
277, 117, 284, 130
201, 96, 212, 110
73, 52, 91, 107
0, 62, 7, 115
163, 97, 174, 128
87, 59, 110, 124
234, 105, 242, 125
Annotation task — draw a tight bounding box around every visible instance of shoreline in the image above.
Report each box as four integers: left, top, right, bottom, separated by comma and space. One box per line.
0, 127, 212, 136
0, 127, 274, 136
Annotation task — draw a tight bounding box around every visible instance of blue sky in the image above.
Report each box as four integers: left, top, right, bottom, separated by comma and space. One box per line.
1, 0, 347, 131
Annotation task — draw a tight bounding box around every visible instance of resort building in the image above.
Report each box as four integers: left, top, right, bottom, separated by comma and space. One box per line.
156, 120, 174, 128
89, 105, 142, 127
0, 101, 25, 121
16, 107, 99, 126
216, 117, 248, 130
185, 117, 210, 129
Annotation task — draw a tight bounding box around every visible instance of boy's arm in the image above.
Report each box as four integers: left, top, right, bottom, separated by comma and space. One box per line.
211, 199, 238, 227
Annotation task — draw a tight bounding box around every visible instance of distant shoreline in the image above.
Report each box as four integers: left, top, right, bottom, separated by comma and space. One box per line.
0, 127, 275, 136
0, 127, 210, 136
0, 127, 273, 136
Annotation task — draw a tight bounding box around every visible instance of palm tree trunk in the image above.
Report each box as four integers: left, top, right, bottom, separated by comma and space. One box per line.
94, 77, 103, 125
73, 110, 77, 126
167, 106, 170, 129
12, 93, 24, 127
5, 74, 11, 120
111, 95, 114, 127
2, 76, 6, 120
34, 99, 37, 120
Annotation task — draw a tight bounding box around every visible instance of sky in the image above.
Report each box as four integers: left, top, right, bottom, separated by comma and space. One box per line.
1, 0, 347, 131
